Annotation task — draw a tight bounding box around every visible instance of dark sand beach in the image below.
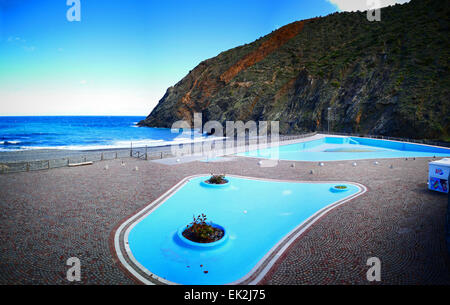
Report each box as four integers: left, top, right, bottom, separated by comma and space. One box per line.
0, 145, 174, 163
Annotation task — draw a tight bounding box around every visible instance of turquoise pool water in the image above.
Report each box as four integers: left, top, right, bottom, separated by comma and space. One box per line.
126, 176, 362, 284
237, 137, 450, 161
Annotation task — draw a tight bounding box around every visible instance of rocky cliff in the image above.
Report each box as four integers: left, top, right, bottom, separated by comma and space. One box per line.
139, 0, 449, 141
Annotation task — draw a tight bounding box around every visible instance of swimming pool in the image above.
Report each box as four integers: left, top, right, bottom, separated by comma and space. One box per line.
237, 136, 450, 161
115, 175, 366, 285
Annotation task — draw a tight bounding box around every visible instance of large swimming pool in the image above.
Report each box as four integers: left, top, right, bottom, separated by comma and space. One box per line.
237, 137, 450, 161
115, 175, 365, 285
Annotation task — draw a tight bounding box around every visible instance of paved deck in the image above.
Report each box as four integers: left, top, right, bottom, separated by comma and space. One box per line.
0, 155, 449, 284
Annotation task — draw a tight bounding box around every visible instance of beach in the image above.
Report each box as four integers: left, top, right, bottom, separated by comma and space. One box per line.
0, 145, 174, 163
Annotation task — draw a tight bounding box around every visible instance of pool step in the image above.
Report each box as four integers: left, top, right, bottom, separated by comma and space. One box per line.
349, 138, 360, 145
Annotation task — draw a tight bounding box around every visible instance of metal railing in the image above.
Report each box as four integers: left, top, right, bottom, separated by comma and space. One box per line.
319, 130, 450, 148
0, 148, 175, 174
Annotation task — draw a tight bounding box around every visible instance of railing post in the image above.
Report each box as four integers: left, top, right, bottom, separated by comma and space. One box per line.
47, 160, 50, 169
130, 142, 133, 157
101, 153, 103, 161
26, 162, 30, 172
145, 145, 148, 160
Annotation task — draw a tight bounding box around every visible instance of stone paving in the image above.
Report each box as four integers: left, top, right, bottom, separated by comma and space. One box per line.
0, 155, 449, 284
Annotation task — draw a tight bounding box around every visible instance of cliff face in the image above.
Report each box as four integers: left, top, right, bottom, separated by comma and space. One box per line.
139, 0, 449, 141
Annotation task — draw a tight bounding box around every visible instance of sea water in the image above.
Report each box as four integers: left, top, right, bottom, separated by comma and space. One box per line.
0, 116, 206, 151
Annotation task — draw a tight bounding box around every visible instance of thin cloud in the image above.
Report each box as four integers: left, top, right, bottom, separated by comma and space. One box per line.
23, 45, 36, 52
7, 36, 25, 43
327, 0, 411, 12
7, 35, 36, 51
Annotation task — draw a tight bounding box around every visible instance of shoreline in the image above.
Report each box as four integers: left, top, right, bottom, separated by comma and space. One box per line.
0, 135, 233, 163
0, 134, 289, 163
0, 144, 177, 163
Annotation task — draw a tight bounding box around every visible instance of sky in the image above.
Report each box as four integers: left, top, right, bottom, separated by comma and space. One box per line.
0, 0, 410, 116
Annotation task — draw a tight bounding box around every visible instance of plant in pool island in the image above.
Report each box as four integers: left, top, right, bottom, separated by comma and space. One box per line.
183, 214, 224, 243
206, 174, 228, 185
335, 185, 347, 190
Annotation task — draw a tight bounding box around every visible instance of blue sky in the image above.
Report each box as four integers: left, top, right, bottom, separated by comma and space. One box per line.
0, 0, 409, 116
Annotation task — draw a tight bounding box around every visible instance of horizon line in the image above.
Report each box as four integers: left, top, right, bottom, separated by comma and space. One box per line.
0, 114, 147, 117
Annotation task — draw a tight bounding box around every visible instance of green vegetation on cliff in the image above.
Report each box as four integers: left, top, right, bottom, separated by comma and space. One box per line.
140, 0, 449, 141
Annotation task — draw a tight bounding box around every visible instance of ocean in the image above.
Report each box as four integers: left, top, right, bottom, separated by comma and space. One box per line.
0, 116, 207, 151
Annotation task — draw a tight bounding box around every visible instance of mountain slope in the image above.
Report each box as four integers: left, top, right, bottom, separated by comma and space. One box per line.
139, 0, 449, 141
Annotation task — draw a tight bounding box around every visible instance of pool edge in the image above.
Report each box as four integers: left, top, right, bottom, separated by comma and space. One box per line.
113, 174, 367, 285
235, 134, 450, 162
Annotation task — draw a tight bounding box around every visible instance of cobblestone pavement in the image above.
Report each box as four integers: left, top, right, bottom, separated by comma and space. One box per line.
0, 156, 449, 284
